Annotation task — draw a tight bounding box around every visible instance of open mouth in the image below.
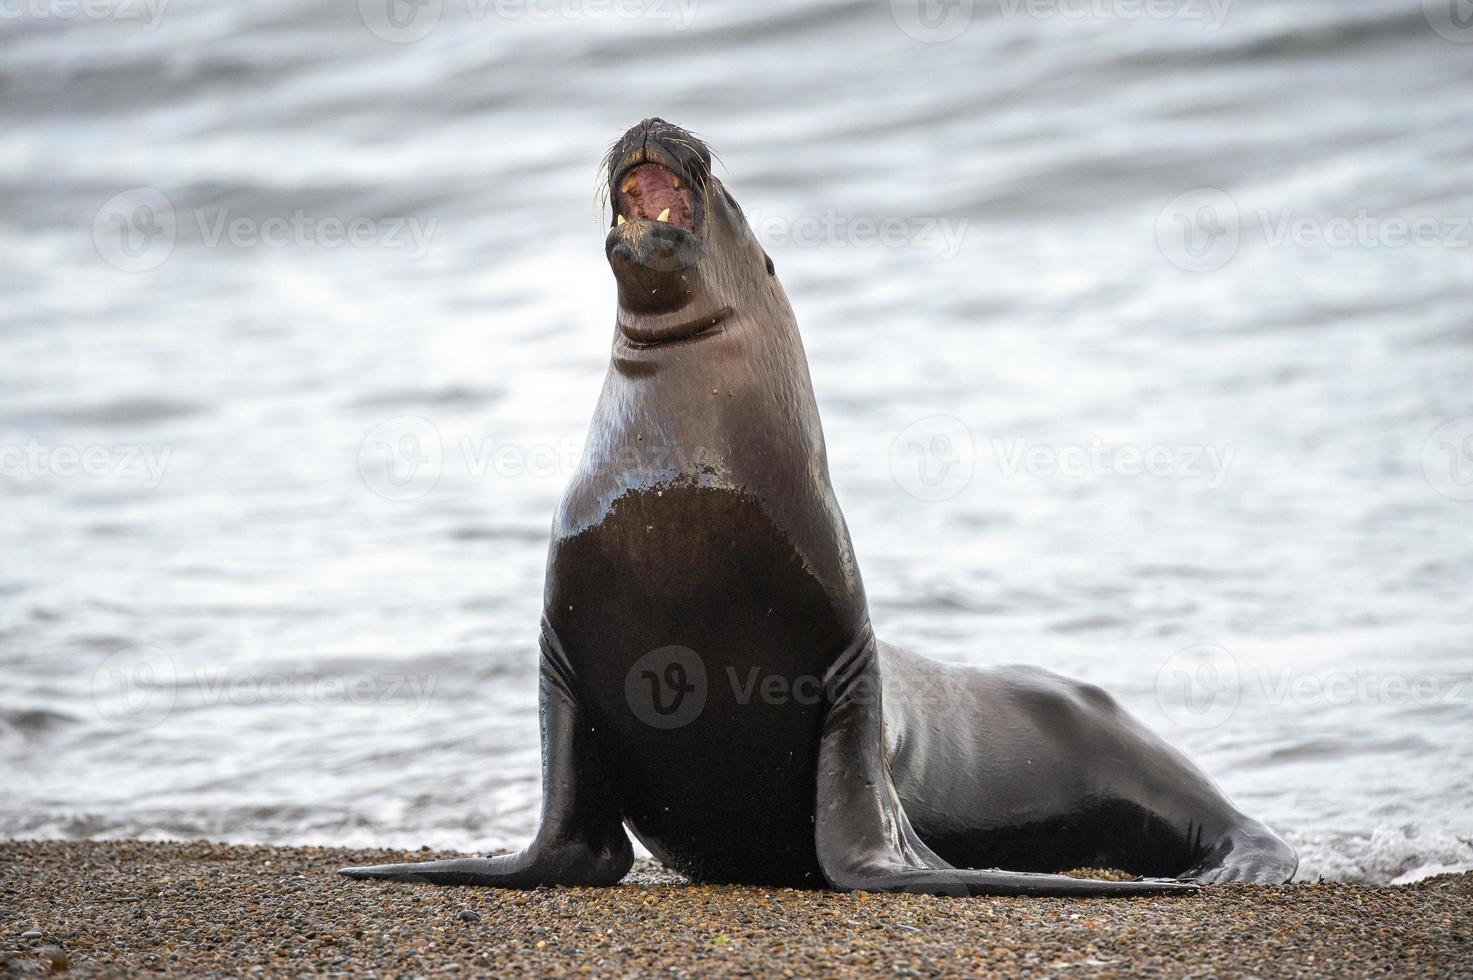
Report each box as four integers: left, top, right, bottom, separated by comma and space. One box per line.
614, 163, 699, 233
604, 132, 712, 323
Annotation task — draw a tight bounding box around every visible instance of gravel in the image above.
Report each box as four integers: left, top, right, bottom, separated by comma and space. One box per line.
2, 840, 1468, 977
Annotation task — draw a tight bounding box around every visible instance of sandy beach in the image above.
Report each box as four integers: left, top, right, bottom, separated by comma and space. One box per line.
1, 840, 1467, 977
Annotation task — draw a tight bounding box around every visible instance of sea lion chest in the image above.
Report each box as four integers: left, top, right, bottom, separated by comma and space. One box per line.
543, 482, 855, 886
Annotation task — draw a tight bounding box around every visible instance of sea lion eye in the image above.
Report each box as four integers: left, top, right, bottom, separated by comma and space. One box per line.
765, 254, 776, 276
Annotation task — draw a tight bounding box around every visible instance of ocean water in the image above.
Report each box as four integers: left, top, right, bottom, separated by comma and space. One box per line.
2, 0, 1471, 884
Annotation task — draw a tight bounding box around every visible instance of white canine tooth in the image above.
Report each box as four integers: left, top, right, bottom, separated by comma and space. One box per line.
657, 208, 671, 223
617, 215, 626, 226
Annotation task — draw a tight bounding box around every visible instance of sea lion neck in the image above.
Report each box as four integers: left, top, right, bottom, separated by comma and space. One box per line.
585, 305, 828, 510
553, 302, 867, 616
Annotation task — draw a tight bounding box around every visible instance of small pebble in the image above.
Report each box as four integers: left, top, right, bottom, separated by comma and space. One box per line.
36, 947, 70, 973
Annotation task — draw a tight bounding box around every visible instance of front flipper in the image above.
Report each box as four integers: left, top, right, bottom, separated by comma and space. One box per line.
814, 632, 1197, 898
340, 623, 633, 888
337, 850, 626, 887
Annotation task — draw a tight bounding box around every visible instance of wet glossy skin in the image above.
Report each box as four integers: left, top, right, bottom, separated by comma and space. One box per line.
547, 484, 844, 886
341, 120, 1296, 895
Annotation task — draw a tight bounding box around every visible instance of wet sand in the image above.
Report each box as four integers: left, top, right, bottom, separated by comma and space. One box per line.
2, 840, 1468, 977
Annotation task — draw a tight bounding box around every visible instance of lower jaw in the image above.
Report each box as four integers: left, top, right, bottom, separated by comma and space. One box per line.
606, 228, 706, 314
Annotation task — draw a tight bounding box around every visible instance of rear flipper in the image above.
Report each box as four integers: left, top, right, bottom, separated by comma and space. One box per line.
815, 634, 1198, 898
1179, 822, 1298, 884
340, 625, 632, 888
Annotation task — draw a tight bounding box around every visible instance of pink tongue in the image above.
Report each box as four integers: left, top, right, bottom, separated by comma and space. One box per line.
634, 167, 682, 216
622, 165, 693, 228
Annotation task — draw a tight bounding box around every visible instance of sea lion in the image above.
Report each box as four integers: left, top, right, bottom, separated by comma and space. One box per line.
341, 119, 1296, 895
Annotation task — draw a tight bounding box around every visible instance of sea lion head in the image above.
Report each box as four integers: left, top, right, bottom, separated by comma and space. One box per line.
603, 118, 777, 347
575, 120, 860, 605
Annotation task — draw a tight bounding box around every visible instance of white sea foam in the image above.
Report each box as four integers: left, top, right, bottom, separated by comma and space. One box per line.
1292, 824, 1473, 885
